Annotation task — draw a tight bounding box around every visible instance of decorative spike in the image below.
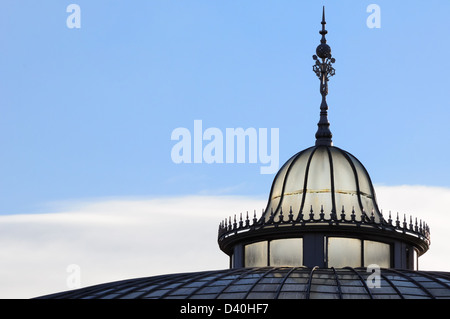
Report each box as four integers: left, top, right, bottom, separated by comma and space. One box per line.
253, 210, 258, 225
403, 214, 407, 230
268, 208, 275, 224
395, 212, 400, 228
297, 207, 304, 223
351, 206, 356, 222
245, 211, 250, 227
330, 208, 336, 221
239, 212, 243, 228
319, 205, 325, 220
288, 206, 294, 222
388, 211, 392, 225
309, 205, 315, 221
279, 207, 284, 223
370, 210, 375, 223
340, 205, 346, 221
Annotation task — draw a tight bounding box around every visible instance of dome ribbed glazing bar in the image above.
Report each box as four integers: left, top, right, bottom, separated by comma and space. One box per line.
273, 267, 299, 299
331, 267, 343, 298
344, 266, 374, 298
211, 267, 263, 298
185, 267, 246, 299
387, 268, 440, 299
304, 266, 318, 299
242, 267, 279, 299
378, 271, 404, 298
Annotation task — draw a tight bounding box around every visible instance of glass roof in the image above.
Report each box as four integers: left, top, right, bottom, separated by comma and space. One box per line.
36, 267, 450, 299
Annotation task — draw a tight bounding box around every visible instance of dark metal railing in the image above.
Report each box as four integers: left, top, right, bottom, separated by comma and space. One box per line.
218, 205, 431, 247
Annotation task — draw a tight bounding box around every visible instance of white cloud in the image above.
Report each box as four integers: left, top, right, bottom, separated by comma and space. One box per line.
0, 186, 449, 299
375, 185, 450, 272
0, 196, 266, 299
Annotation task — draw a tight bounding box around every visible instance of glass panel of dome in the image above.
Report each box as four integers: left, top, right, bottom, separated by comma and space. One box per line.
303, 147, 333, 218
359, 196, 375, 220
281, 147, 315, 215
331, 148, 360, 218
348, 156, 372, 197
245, 241, 268, 267
269, 238, 303, 267
348, 156, 380, 222
327, 237, 361, 268
264, 156, 296, 221
364, 240, 391, 268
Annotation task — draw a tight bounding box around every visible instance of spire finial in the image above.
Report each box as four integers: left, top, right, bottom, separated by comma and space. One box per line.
320, 6, 327, 43
313, 6, 335, 146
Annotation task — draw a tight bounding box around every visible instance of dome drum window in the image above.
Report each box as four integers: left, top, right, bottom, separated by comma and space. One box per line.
326, 237, 391, 268
240, 237, 392, 269
244, 238, 303, 268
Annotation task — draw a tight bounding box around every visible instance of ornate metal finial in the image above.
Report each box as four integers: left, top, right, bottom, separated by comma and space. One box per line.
313, 6, 335, 146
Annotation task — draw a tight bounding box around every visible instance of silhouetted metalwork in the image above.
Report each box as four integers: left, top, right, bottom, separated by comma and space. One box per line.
313, 6, 335, 146
217, 205, 430, 253
36, 267, 450, 299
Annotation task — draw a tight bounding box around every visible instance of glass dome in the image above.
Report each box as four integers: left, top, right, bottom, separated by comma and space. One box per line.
262, 145, 382, 224
36, 267, 450, 299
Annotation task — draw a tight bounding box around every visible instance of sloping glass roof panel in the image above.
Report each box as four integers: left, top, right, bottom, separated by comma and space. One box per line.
36, 267, 450, 300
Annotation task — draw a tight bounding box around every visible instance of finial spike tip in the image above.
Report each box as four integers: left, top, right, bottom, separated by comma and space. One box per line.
322, 6, 326, 24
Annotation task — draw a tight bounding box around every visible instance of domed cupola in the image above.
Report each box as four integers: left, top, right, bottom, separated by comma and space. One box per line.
263, 145, 382, 225
218, 7, 430, 271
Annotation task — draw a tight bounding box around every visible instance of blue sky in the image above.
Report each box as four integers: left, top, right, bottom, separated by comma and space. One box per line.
1, 0, 450, 216
1, 1, 450, 298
